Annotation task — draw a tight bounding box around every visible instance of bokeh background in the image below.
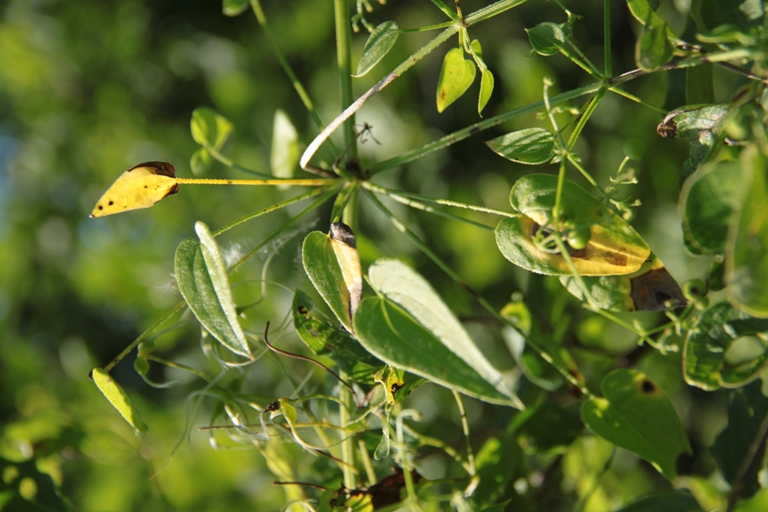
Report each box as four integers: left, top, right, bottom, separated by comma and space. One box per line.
0, 0, 735, 510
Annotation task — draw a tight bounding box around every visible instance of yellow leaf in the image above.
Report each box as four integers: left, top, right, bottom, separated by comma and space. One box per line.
91, 367, 148, 434
90, 161, 178, 217
330, 222, 362, 322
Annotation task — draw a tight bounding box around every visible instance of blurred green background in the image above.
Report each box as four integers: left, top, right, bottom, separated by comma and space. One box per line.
0, 0, 740, 510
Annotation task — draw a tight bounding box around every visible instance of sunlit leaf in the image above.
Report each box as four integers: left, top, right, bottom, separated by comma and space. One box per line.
581, 369, 691, 480
712, 382, 768, 500
174, 225, 252, 358
302, 230, 354, 331
292, 290, 381, 383
473, 434, 521, 504
526, 22, 565, 56
92, 367, 148, 435
353, 259, 520, 406
90, 161, 178, 217
495, 174, 650, 276
190, 107, 234, 149
436, 47, 476, 113
354, 21, 400, 77
728, 147, 768, 317
681, 160, 745, 255
626, 0, 663, 26
683, 301, 768, 390
560, 255, 686, 312
486, 128, 555, 165
478, 68, 494, 115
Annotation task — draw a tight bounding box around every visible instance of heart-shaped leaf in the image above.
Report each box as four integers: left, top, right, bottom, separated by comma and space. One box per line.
436, 48, 476, 113
526, 22, 565, 56
581, 369, 691, 480
190, 107, 234, 150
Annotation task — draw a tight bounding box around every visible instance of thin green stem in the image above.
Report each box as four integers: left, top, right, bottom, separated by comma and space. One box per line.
230, 186, 341, 272
335, 0, 358, 164
249, 0, 335, 155
560, 43, 602, 80
104, 301, 187, 372
452, 390, 476, 476
204, 143, 273, 178
464, 0, 526, 25
609, 87, 667, 114
213, 187, 335, 236
603, 0, 612, 77
363, 182, 518, 219
429, 0, 461, 22
370, 82, 602, 174
401, 21, 456, 32
339, 370, 356, 490
566, 154, 600, 190
566, 87, 606, 151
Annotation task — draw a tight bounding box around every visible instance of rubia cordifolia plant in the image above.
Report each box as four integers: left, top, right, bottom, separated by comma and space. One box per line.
89, 0, 768, 510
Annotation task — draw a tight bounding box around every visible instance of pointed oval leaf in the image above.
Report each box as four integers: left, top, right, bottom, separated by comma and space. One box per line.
354, 21, 400, 77
92, 368, 148, 435
478, 68, 494, 115
728, 148, 768, 317
496, 174, 650, 276
526, 22, 565, 56
436, 48, 476, 113
626, 0, 664, 27
683, 301, 768, 390
302, 231, 354, 331
90, 161, 178, 218
174, 227, 252, 357
190, 107, 234, 149
681, 160, 745, 255
357, 259, 520, 406
354, 296, 517, 406
486, 128, 555, 165
292, 290, 381, 383
581, 369, 691, 480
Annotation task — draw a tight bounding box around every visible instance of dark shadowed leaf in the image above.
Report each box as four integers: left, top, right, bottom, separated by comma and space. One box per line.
581, 369, 691, 480
683, 301, 768, 390
526, 22, 565, 56
613, 490, 702, 512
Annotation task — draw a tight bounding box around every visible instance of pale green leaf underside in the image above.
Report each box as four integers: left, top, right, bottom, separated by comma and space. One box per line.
354, 21, 400, 77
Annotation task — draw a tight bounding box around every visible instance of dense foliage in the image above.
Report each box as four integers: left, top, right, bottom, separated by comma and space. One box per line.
2, 0, 768, 510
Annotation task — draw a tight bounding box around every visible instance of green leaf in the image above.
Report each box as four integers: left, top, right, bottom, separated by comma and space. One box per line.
495, 174, 650, 276
526, 22, 566, 56
292, 290, 381, 383
473, 434, 521, 505
636, 22, 674, 71
270, 109, 299, 189
302, 231, 354, 331
728, 148, 768, 317
190, 147, 212, 175
712, 382, 768, 500
686, 64, 715, 105
613, 491, 702, 512
478, 68, 494, 115
222, 0, 249, 17
190, 107, 234, 149
683, 302, 768, 390
353, 21, 400, 77
353, 259, 521, 406
436, 47, 476, 113
92, 367, 148, 435
134, 357, 175, 389
581, 369, 691, 480
680, 160, 745, 255
174, 225, 252, 358
510, 401, 581, 453
626, 0, 665, 27
560, 255, 686, 312
485, 128, 555, 165
658, 104, 732, 187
